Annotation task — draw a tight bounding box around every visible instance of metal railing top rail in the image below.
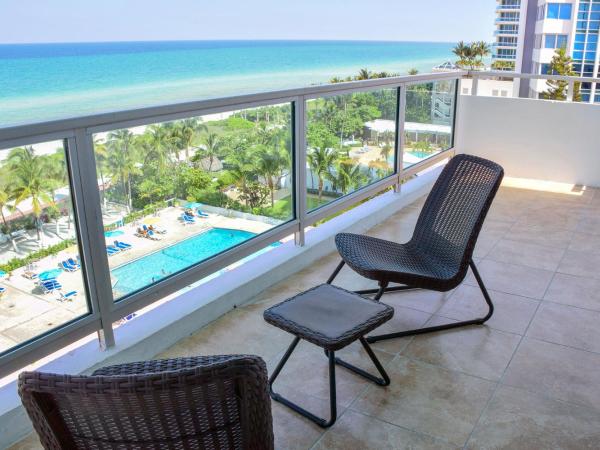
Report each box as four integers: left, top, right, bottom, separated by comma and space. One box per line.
0, 70, 466, 147
469, 70, 600, 84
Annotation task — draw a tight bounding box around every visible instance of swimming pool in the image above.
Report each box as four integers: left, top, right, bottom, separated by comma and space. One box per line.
104, 230, 124, 238
111, 228, 261, 297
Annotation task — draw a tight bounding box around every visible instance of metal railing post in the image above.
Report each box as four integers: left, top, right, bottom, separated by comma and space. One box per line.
395, 85, 407, 190
69, 131, 116, 348
471, 76, 479, 97
567, 80, 575, 102
294, 97, 307, 246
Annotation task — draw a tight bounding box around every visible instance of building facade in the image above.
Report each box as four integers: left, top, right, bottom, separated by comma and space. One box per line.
517, 0, 600, 102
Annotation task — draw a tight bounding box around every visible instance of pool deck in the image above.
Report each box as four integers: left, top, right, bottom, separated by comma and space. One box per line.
0, 206, 277, 354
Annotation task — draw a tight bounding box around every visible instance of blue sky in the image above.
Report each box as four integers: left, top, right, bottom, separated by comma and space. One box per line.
0, 0, 496, 44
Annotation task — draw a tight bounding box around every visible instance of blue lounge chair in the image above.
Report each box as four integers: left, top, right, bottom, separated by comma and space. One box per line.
59, 290, 77, 301
181, 214, 196, 224
67, 257, 81, 269
60, 260, 77, 272
41, 280, 62, 294
196, 208, 209, 218
0, 286, 5, 296
114, 240, 132, 250
106, 245, 120, 256
146, 229, 161, 240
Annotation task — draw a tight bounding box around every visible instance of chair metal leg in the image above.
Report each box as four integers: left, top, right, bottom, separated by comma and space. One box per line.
333, 337, 390, 386
327, 260, 418, 298
366, 260, 494, 344
269, 337, 337, 428
327, 260, 345, 284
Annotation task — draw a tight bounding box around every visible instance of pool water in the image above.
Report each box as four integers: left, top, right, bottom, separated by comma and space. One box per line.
111, 228, 258, 297
104, 230, 125, 238
39, 268, 63, 280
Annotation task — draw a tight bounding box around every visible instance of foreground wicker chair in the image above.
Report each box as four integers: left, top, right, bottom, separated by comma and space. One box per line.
18, 355, 273, 450
328, 154, 504, 343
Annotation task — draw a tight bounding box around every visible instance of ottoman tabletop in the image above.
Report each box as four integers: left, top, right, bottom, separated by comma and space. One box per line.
264, 284, 393, 351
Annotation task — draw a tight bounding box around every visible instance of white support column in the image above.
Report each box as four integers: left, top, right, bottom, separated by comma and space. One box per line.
294, 98, 307, 246
68, 132, 116, 349
395, 85, 407, 191
471, 76, 479, 97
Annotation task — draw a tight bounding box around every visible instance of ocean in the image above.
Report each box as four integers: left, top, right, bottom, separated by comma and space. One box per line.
0, 40, 455, 127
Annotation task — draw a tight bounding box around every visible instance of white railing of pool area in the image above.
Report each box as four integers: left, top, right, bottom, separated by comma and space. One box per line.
0, 68, 596, 377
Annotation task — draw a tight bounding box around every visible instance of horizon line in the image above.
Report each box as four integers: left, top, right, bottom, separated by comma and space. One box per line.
0, 38, 466, 46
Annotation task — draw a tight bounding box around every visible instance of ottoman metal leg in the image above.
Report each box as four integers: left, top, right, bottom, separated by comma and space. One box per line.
269, 337, 337, 428
333, 337, 390, 386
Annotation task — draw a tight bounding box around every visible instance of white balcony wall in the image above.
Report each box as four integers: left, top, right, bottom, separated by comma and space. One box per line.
456, 95, 600, 186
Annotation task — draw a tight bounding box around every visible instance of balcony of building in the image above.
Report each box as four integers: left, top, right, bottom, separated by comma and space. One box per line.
2, 71, 600, 449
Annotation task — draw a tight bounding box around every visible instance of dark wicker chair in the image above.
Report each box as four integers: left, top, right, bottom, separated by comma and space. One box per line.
327, 154, 504, 343
18, 355, 274, 450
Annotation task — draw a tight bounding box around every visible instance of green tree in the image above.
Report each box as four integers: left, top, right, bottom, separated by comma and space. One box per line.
106, 130, 140, 212
330, 159, 365, 195
307, 147, 339, 200
380, 142, 393, 162
408, 68, 419, 75
176, 118, 207, 161
254, 145, 289, 207
542, 47, 581, 101
239, 181, 269, 209
193, 132, 221, 172
0, 186, 17, 252
8, 146, 55, 244
453, 41, 490, 70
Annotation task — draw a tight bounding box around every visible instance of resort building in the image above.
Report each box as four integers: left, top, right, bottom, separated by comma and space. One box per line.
493, 0, 600, 102
493, 0, 531, 73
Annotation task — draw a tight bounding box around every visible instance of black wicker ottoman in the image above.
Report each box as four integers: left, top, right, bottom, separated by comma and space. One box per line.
264, 284, 394, 427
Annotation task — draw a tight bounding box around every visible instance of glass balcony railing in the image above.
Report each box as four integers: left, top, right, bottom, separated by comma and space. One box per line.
0, 72, 464, 375
6, 68, 598, 377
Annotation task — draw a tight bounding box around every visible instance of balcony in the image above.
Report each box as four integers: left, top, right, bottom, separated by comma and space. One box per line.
3, 71, 600, 448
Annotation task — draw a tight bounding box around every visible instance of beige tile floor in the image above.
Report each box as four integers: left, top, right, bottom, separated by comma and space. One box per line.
11, 182, 600, 449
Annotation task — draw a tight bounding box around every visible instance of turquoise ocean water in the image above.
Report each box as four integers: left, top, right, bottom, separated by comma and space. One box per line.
0, 40, 455, 127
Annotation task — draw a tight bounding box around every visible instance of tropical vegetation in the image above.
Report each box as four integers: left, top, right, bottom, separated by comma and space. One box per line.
542, 47, 581, 101
453, 41, 491, 70
0, 69, 448, 266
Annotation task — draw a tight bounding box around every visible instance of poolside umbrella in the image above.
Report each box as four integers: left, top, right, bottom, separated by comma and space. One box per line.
0, 270, 6, 278
184, 202, 202, 209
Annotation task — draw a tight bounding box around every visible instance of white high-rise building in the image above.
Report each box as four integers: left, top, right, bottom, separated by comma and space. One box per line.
492, 0, 532, 73
495, 1, 600, 102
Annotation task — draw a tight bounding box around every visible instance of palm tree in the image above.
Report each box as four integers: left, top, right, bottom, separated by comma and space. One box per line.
331, 159, 365, 195
106, 130, 139, 212
0, 186, 17, 252
356, 68, 372, 80
93, 136, 111, 208
176, 118, 207, 161
8, 146, 55, 245
307, 147, 338, 200
254, 145, 289, 207
198, 132, 221, 172
380, 143, 393, 162
408, 68, 419, 75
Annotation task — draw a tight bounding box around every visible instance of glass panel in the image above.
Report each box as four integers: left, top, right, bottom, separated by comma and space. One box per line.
305, 88, 397, 212
0, 140, 89, 355
547, 3, 560, 19
404, 81, 456, 169
559, 3, 572, 19
92, 104, 293, 301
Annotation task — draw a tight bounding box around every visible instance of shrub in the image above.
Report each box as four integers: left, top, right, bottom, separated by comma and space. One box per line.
0, 238, 76, 273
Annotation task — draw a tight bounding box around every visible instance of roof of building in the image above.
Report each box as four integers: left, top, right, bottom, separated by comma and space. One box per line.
365, 119, 452, 135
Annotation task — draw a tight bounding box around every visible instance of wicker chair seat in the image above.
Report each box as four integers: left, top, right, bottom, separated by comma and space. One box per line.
335, 233, 461, 291
264, 284, 393, 351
